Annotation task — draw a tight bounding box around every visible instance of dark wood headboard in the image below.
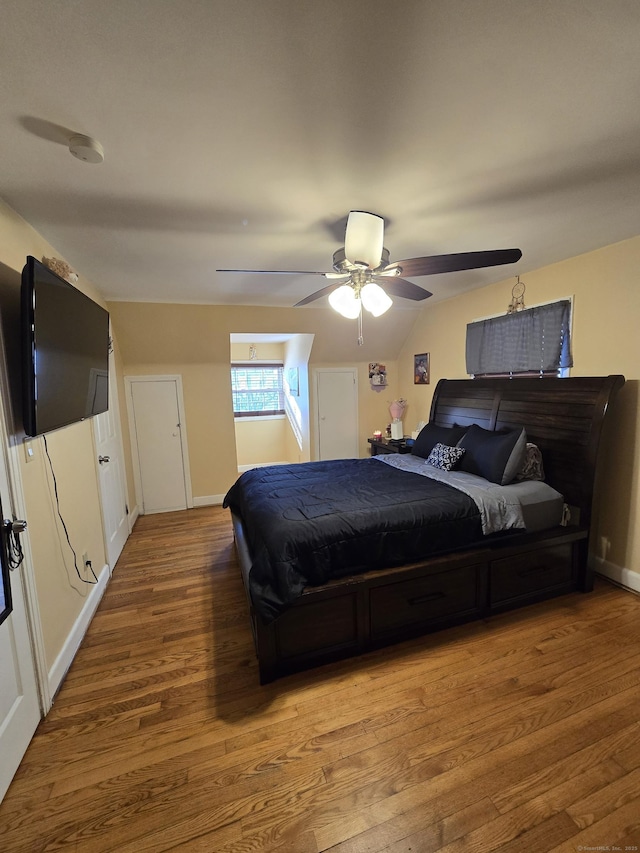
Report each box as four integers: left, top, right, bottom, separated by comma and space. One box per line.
429, 375, 625, 525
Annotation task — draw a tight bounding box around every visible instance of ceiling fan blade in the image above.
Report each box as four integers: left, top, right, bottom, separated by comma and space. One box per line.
383, 248, 522, 278
372, 276, 432, 301
216, 268, 330, 275
294, 282, 342, 307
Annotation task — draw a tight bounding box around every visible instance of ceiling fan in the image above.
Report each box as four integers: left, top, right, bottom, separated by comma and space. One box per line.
217, 211, 522, 343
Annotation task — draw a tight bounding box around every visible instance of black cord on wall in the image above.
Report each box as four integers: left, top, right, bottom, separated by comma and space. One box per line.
6, 523, 24, 569
42, 434, 98, 585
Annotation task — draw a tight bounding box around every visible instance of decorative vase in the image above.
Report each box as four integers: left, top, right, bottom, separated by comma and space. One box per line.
389, 399, 406, 421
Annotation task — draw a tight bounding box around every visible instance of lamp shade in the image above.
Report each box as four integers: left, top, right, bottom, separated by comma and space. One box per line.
361, 282, 392, 316
345, 211, 384, 269
329, 284, 362, 319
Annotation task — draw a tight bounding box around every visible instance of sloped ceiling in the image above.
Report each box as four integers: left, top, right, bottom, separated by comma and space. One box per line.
1, 0, 639, 320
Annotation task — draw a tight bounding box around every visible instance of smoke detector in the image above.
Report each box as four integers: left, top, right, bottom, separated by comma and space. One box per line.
68, 134, 104, 164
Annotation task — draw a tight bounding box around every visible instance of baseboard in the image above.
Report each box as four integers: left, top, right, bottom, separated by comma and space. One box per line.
128, 503, 140, 530
193, 494, 226, 507
47, 563, 111, 700
237, 461, 288, 473
591, 554, 640, 594
133, 496, 227, 510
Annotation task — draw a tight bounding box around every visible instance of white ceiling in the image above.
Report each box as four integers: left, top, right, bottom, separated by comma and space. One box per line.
1, 0, 640, 312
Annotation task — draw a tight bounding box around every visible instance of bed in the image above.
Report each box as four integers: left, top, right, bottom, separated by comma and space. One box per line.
225, 375, 624, 683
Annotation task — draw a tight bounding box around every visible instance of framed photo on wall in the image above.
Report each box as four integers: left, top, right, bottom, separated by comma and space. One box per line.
414, 353, 430, 384
368, 362, 387, 386
288, 367, 299, 396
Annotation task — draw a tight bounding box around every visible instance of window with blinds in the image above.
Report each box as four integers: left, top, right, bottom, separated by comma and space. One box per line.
465, 299, 573, 378
231, 364, 285, 417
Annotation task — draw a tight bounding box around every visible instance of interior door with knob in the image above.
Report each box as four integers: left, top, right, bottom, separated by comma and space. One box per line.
93, 352, 129, 569
126, 376, 192, 514
315, 368, 359, 460
0, 483, 40, 803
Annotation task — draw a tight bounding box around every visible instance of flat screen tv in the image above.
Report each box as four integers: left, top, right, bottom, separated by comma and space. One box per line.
21, 256, 109, 436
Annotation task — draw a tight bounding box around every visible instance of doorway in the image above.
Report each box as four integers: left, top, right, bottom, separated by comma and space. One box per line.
0, 443, 40, 803
125, 375, 192, 515
314, 367, 359, 460
93, 343, 129, 568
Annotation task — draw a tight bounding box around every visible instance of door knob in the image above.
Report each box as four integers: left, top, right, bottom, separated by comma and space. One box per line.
98, 455, 110, 464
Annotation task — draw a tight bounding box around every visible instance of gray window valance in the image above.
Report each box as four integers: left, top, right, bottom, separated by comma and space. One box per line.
466, 300, 573, 376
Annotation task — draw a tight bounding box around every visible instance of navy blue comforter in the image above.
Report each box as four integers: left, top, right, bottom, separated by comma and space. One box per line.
223, 458, 482, 622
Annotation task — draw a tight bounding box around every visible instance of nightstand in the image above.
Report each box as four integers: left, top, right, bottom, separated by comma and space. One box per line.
368, 437, 412, 455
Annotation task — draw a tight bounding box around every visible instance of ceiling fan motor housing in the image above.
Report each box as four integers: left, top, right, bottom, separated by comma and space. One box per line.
332, 247, 391, 274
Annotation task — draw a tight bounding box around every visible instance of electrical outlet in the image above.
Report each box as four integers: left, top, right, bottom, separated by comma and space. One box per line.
82, 551, 90, 569
23, 438, 35, 463
599, 536, 610, 560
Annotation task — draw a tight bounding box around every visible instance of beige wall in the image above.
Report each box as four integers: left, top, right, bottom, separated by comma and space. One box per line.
284, 335, 314, 464
395, 235, 640, 578
110, 303, 408, 498
19, 421, 107, 661
0, 198, 112, 673
235, 418, 289, 467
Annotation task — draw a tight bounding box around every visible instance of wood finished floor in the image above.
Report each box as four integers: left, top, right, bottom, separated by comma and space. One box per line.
1, 506, 640, 852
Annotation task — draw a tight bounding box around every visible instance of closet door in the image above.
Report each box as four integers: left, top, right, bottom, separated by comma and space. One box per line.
315, 368, 359, 460
126, 376, 192, 514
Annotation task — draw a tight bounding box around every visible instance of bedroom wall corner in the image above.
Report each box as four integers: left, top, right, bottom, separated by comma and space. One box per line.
592, 557, 640, 596
396, 233, 640, 583
308, 359, 401, 458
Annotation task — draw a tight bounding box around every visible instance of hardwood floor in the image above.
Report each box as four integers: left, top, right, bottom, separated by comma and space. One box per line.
1, 506, 639, 852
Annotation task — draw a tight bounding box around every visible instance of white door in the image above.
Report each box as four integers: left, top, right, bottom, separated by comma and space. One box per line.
127, 377, 192, 514
0, 456, 41, 802
93, 349, 129, 569
315, 368, 359, 460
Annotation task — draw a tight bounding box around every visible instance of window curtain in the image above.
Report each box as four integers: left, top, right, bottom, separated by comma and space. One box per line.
465, 300, 573, 376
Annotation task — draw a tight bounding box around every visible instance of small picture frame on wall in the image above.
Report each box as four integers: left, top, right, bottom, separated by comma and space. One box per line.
414, 353, 430, 384
368, 362, 387, 387
288, 367, 299, 396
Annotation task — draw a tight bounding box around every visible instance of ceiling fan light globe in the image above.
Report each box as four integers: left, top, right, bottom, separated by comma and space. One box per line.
361, 282, 392, 316
329, 284, 361, 319
345, 211, 384, 269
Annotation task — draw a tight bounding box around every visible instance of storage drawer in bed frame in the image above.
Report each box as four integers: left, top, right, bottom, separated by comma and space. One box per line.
370, 562, 485, 639
233, 513, 589, 683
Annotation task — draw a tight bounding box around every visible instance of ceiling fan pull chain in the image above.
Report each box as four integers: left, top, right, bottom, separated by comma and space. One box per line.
357, 307, 364, 346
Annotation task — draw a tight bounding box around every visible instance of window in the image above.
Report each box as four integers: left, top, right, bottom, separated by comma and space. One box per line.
231, 363, 285, 417
465, 299, 573, 378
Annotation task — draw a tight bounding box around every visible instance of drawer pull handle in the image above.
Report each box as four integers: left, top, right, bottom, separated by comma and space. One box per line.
517, 565, 555, 578
408, 591, 445, 606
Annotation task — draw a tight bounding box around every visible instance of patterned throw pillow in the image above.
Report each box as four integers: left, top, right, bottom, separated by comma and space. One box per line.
426, 443, 466, 471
